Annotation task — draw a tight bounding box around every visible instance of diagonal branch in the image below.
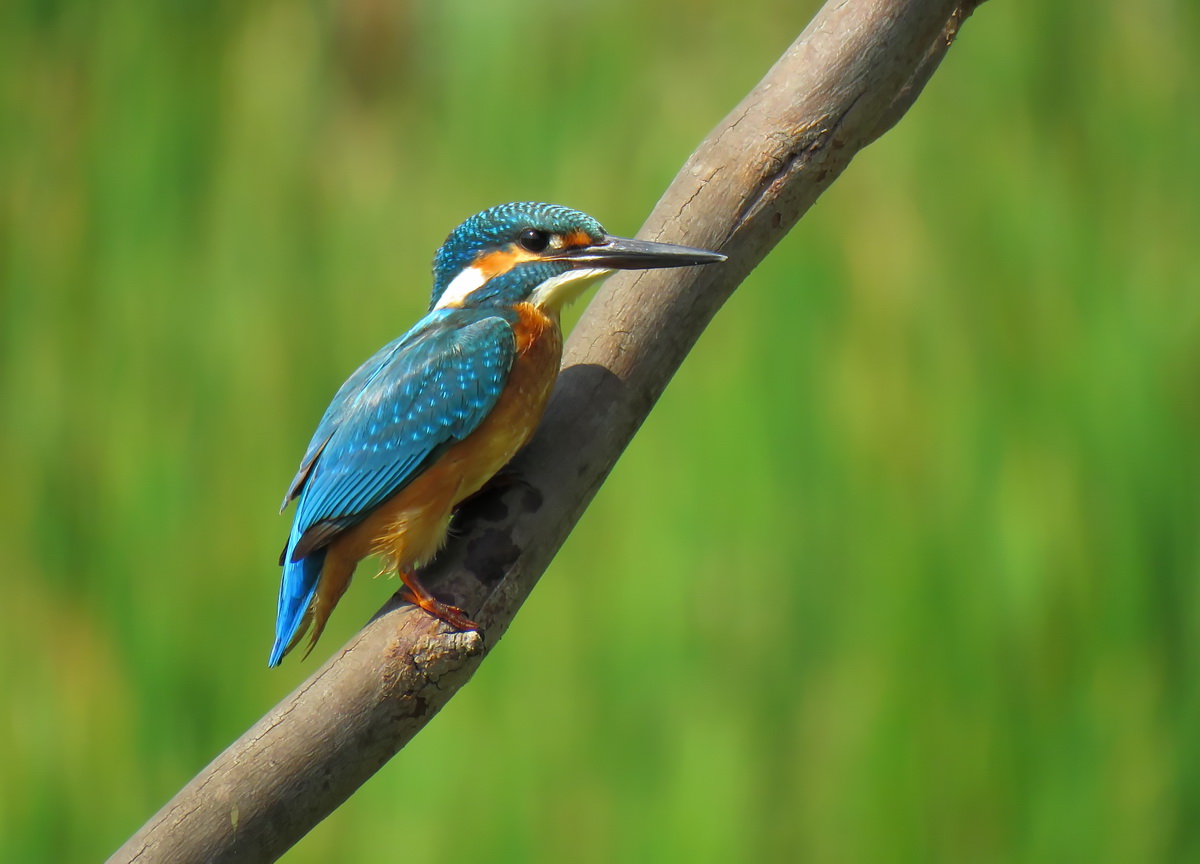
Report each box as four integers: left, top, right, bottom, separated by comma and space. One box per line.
111, 1, 986, 861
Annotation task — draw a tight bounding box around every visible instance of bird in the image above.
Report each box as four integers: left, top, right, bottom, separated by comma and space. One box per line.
269, 201, 725, 666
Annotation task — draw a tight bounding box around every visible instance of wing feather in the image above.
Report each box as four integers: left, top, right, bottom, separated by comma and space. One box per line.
280, 333, 413, 510
282, 313, 516, 561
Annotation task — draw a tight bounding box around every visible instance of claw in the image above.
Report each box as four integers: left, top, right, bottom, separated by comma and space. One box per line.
399, 570, 480, 631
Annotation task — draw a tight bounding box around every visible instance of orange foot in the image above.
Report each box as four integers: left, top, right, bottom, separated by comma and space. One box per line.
399, 570, 480, 631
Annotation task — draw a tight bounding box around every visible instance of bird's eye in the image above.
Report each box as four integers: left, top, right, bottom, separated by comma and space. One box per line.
518, 228, 551, 253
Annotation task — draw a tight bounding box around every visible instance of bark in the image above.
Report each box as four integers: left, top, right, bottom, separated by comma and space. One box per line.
111, 1, 986, 861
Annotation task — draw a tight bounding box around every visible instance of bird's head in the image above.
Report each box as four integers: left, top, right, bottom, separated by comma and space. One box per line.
429, 202, 725, 313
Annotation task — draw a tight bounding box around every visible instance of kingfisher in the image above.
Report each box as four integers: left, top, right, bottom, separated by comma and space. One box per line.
269, 202, 725, 666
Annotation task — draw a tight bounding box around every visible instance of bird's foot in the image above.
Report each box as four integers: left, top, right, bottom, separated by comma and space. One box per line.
399, 571, 480, 631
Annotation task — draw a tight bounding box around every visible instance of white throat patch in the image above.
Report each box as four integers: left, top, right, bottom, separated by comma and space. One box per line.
529, 267, 614, 312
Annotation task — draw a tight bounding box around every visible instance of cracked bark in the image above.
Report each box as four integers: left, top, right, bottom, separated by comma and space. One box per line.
110, 1, 987, 861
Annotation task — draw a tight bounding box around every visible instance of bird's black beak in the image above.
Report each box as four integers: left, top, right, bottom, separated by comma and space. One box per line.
555, 235, 726, 270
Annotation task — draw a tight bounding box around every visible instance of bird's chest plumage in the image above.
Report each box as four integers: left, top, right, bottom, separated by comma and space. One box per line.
445, 303, 563, 491
344, 303, 563, 568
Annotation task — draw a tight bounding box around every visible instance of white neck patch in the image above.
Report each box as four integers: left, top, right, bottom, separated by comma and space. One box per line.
529, 267, 614, 312
434, 265, 488, 310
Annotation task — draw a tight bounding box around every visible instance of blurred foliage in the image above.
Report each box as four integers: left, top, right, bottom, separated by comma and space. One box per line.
2, 0, 1199, 861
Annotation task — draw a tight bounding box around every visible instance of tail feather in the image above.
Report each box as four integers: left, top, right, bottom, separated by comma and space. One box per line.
299, 552, 355, 660
269, 548, 327, 667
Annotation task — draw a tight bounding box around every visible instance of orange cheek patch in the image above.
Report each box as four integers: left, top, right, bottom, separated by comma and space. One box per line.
472, 245, 539, 279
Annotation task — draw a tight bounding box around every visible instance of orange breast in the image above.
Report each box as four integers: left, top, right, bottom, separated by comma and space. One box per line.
331, 303, 564, 573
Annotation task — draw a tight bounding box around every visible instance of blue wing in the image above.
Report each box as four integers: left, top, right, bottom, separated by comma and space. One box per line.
287, 312, 516, 559
270, 312, 515, 665
279, 332, 413, 512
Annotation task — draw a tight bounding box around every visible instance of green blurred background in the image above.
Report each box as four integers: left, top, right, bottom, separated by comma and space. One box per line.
3, 0, 1199, 861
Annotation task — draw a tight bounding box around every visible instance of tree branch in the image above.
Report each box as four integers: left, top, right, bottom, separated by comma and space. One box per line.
111, 1, 986, 861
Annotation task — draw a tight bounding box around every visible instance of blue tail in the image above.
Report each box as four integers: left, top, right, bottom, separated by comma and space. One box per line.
269, 548, 327, 667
